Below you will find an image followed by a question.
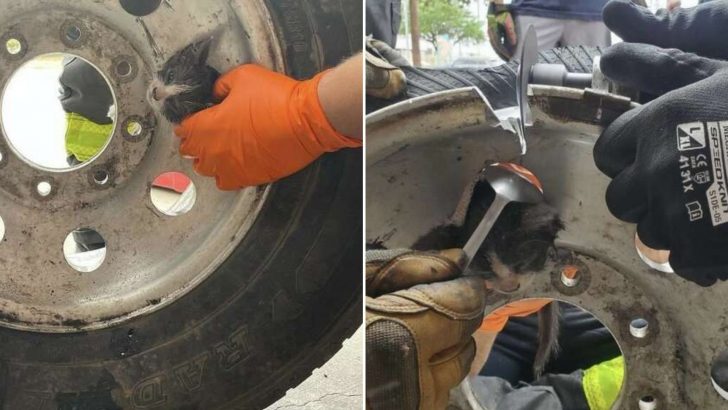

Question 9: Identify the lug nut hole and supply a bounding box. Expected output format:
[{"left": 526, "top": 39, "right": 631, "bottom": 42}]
[
  {"left": 560, "top": 265, "right": 580, "bottom": 287},
  {"left": 65, "top": 25, "right": 82, "bottom": 42},
  {"left": 638, "top": 395, "right": 656, "bottom": 410},
  {"left": 93, "top": 170, "right": 110, "bottom": 185},
  {"left": 5, "top": 38, "right": 22, "bottom": 55},
  {"left": 630, "top": 318, "right": 649, "bottom": 339},
  {"left": 37, "top": 181, "right": 53, "bottom": 197},
  {"left": 126, "top": 120, "right": 143, "bottom": 137},
  {"left": 116, "top": 60, "right": 132, "bottom": 77}
]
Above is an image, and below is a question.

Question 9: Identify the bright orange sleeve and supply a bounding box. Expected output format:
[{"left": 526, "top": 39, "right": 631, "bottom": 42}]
[{"left": 479, "top": 299, "right": 552, "bottom": 333}]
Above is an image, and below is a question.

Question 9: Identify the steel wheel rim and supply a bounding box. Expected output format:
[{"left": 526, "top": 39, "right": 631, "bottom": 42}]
[{"left": 0, "top": 0, "right": 283, "bottom": 333}]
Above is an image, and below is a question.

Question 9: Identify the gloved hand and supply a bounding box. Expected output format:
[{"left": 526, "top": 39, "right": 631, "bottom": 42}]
[
  {"left": 487, "top": 2, "right": 517, "bottom": 60},
  {"left": 174, "top": 65, "right": 361, "bottom": 190},
  {"left": 59, "top": 57, "right": 114, "bottom": 125},
  {"left": 366, "top": 38, "right": 407, "bottom": 99},
  {"left": 366, "top": 249, "right": 487, "bottom": 410},
  {"left": 595, "top": 42, "right": 728, "bottom": 286},
  {"left": 603, "top": 0, "right": 728, "bottom": 60}
]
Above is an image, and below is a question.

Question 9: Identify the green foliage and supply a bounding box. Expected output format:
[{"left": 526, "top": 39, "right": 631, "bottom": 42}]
[
  {"left": 422, "top": 0, "right": 475, "bottom": 5},
  {"left": 419, "top": 0, "right": 485, "bottom": 51}
]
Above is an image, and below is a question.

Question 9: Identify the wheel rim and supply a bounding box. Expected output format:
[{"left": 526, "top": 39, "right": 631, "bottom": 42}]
[
  {"left": 0, "top": 0, "right": 283, "bottom": 333},
  {"left": 365, "top": 87, "right": 707, "bottom": 408}
]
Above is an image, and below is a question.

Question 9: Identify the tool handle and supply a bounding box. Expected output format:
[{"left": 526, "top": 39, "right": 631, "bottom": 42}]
[
  {"left": 462, "top": 195, "right": 509, "bottom": 271},
  {"left": 530, "top": 63, "right": 593, "bottom": 89},
  {"left": 563, "top": 72, "right": 593, "bottom": 89}
]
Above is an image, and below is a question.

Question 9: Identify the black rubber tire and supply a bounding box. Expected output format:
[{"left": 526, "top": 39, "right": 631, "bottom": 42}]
[
  {"left": 537, "top": 46, "right": 603, "bottom": 74},
  {"left": 366, "top": 46, "right": 603, "bottom": 113},
  {"left": 0, "top": 2, "right": 362, "bottom": 410}
]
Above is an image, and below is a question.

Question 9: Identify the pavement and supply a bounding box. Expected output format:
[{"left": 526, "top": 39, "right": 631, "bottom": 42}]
[{"left": 265, "top": 326, "right": 363, "bottom": 409}]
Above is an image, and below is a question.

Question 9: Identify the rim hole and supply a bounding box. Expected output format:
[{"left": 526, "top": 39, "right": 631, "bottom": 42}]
[
  {"left": 151, "top": 172, "right": 196, "bottom": 216},
  {"left": 630, "top": 318, "right": 649, "bottom": 339},
  {"left": 65, "top": 25, "right": 82, "bottom": 42},
  {"left": 126, "top": 120, "right": 143, "bottom": 137},
  {"left": 711, "top": 350, "right": 728, "bottom": 400},
  {"left": 93, "top": 170, "right": 109, "bottom": 185},
  {"left": 120, "top": 0, "right": 163, "bottom": 16},
  {"left": 37, "top": 181, "right": 53, "bottom": 197},
  {"left": 115, "top": 60, "right": 132, "bottom": 77},
  {"left": 560, "top": 265, "right": 580, "bottom": 287},
  {"left": 479, "top": 299, "right": 624, "bottom": 408},
  {"left": 63, "top": 229, "right": 106, "bottom": 273},
  {"left": 638, "top": 395, "right": 656, "bottom": 410},
  {"left": 1, "top": 53, "right": 116, "bottom": 171},
  {"left": 5, "top": 38, "right": 21, "bottom": 55}
]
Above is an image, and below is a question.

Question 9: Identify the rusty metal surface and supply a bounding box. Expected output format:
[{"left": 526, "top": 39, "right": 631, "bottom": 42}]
[
  {"left": 367, "top": 86, "right": 728, "bottom": 409},
  {"left": 0, "top": 0, "right": 282, "bottom": 332}
]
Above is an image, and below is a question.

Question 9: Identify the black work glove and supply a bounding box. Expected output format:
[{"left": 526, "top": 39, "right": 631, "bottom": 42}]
[
  {"left": 59, "top": 57, "right": 114, "bottom": 125},
  {"left": 595, "top": 42, "right": 728, "bottom": 286},
  {"left": 603, "top": 0, "right": 728, "bottom": 61}
]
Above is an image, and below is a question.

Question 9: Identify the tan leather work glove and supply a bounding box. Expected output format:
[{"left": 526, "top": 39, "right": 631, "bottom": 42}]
[
  {"left": 365, "top": 37, "right": 407, "bottom": 99},
  {"left": 366, "top": 249, "right": 487, "bottom": 410}
]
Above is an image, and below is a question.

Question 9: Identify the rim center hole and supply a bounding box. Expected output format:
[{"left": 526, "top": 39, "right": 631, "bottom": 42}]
[{"left": 1, "top": 53, "right": 116, "bottom": 171}]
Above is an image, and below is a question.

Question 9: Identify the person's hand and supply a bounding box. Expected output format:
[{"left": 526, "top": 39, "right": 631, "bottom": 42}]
[
  {"left": 595, "top": 42, "right": 728, "bottom": 286},
  {"left": 366, "top": 38, "right": 407, "bottom": 99},
  {"left": 174, "top": 64, "right": 361, "bottom": 190},
  {"left": 502, "top": 12, "right": 517, "bottom": 46},
  {"left": 59, "top": 57, "right": 114, "bottom": 125},
  {"left": 603, "top": 0, "right": 728, "bottom": 60},
  {"left": 366, "top": 249, "right": 487, "bottom": 410}
]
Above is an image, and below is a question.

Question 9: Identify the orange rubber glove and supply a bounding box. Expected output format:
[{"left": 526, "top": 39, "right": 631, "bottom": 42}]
[
  {"left": 480, "top": 299, "right": 552, "bottom": 333},
  {"left": 174, "top": 64, "right": 362, "bottom": 190}
]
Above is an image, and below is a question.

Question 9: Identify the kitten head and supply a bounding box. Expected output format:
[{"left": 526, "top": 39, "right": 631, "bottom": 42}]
[
  {"left": 148, "top": 37, "right": 220, "bottom": 124},
  {"left": 413, "top": 177, "right": 563, "bottom": 284},
  {"left": 466, "top": 182, "right": 564, "bottom": 278}
]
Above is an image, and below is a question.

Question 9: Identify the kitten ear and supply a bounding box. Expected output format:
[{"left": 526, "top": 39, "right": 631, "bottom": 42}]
[{"left": 191, "top": 36, "right": 214, "bottom": 65}]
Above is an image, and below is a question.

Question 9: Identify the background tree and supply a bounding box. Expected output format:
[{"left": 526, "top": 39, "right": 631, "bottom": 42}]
[
  {"left": 410, "top": 0, "right": 422, "bottom": 65},
  {"left": 419, "top": 0, "right": 485, "bottom": 53}
]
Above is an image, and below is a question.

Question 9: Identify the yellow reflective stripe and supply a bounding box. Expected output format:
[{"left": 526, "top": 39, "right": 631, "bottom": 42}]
[
  {"left": 65, "top": 112, "right": 113, "bottom": 162},
  {"left": 583, "top": 356, "right": 625, "bottom": 410}
]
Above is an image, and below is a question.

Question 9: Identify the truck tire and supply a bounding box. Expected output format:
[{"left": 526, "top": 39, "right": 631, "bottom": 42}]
[{"left": 367, "top": 46, "right": 603, "bottom": 113}]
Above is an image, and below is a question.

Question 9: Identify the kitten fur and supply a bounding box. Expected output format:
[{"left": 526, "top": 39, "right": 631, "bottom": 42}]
[
  {"left": 411, "top": 176, "right": 564, "bottom": 379},
  {"left": 148, "top": 37, "right": 220, "bottom": 124}
]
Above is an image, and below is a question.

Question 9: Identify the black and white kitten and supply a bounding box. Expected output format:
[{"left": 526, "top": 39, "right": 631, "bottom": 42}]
[
  {"left": 411, "top": 172, "right": 564, "bottom": 378},
  {"left": 148, "top": 37, "right": 220, "bottom": 124}
]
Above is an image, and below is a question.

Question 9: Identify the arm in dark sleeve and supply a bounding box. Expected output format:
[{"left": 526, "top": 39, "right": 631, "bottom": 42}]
[{"left": 366, "top": 0, "right": 402, "bottom": 48}]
